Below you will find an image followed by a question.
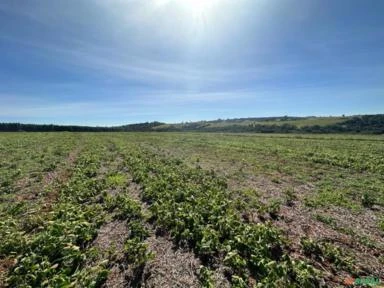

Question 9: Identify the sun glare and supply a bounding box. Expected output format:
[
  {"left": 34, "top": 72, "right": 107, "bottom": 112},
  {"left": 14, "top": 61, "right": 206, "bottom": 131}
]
[
  {"left": 182, "top": 0, "right": 212, "bottom": 15},
  {"left": 152, "top": 0, "right": 221, "bottom": 29},
  {"left": 153, "top": 0, "right": 219, "bottom": 18}
]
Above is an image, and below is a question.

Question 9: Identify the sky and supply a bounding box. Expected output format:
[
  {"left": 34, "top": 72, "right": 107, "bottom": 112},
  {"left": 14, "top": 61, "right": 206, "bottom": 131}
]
[{"left": 0, "top": 0, "right": 383, "bottom": 125}]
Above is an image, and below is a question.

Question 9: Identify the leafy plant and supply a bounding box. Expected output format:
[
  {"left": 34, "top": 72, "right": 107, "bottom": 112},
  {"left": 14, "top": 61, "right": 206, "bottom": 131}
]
[
  {"left": 198, "top": 266, "right": 215, "bottom": 288},
  {"left": 361, "top": 192, "right": 375, "bottom": 208},
  {"left": 283, "top": 187, "right": 297, "bottom": 206},
  {"left": 300, "top": 238, "right": 354, "bottom": 271}
]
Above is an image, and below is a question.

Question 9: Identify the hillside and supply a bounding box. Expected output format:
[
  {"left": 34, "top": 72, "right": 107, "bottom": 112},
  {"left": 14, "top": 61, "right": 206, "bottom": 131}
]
[
  {"left": 155, "top": 116, "right": 346, "bottom": 130},
  {"left": 153, "top": 115, "right": 384, "bottom": 134},
  {"left": 0, "top": 115, "right": 383, "bottom": 134}
]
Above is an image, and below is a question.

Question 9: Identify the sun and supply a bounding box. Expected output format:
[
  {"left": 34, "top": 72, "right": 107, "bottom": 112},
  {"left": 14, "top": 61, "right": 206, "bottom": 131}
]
[
  {"left": 182, "top": 0, "right": 212, "bottom": 15},
  {"left": 152, "top": 0, "right": 220, "bottom": 26},
  {"left": 176, "top": 0, "right": 219, "bottom": 17}
]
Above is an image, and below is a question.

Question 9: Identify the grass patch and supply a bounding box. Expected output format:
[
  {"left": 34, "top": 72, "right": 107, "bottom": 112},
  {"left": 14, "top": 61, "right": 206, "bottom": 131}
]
[
  {"left": 313, "top": 214, "right": 337, "bottom": 226},
  {"left": 304, "top": 188, "right": 360, "bottom": 211},
  {"left": 378, "top": 218, "right": 384, "bottom": 232},
  {"left": 106, "top": 173, "right": 127, "bottom": 187}
]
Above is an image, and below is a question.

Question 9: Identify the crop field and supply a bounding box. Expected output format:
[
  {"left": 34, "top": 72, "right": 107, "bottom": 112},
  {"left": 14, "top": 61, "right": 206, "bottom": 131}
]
[{"left": 0, "top": 132, "right": 383, "bottom": 287}]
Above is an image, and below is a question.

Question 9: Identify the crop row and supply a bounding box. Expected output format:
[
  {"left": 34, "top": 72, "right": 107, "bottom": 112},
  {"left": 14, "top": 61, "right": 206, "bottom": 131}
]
[
  {"left": 121, "top": 144, "right": 318, "bottom": 287},
  {"left": 0, "top": 134, "right": 77, "bottom": 195},
  {"left": 2, "top": 140, "right": 150, "bottom": 287}
]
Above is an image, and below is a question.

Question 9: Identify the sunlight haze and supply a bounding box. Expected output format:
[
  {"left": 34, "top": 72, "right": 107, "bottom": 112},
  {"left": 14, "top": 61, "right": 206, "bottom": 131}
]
[{"left": 0, "top": 0, "right": 383, "bottom": 125}]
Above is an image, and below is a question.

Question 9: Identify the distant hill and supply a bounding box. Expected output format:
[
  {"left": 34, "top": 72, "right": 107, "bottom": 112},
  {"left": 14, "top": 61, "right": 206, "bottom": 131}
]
[
  {"left": 1, "top": 115, "right": 383, "bottom": 134},
  {"left": 154, "top": 116, "right": 345, "bottom": 130},
  {"left": 153, "top": 115, "right": 384, "bottom": 134}
]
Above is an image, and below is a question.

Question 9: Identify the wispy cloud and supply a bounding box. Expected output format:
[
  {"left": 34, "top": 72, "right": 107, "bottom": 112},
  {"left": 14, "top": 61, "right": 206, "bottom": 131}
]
[
  {"left": 0, "top": 0, "right": 383, "bottom": 124},
  {"left": 1, "top": 33, "right": 302, "bottom": 91}
]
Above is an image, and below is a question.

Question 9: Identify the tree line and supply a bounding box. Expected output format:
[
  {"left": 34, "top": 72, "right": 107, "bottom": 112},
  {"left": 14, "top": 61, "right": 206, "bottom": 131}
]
[
  {"left": 0, "top": 115, "right": 383, "bottom": 134},
  {"left": 0, "top": 122, "right": 164, "bottom": 132}
]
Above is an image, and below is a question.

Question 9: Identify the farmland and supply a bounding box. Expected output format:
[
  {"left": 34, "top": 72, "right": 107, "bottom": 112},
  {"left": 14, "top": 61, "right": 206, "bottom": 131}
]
[{"left": 0, "top": 132, "right": 383, "bottom": 287}]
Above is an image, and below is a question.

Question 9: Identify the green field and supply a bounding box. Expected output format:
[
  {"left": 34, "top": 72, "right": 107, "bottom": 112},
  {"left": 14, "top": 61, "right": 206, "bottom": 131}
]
[{"left": 1, "top": 133, "right": 383, "bottom": 287}]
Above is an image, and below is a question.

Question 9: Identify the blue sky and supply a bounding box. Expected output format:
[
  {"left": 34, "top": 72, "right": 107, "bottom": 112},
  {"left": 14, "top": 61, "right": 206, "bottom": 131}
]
[{"left": 0, "top": 0, "right": 383, "bottom": 125}]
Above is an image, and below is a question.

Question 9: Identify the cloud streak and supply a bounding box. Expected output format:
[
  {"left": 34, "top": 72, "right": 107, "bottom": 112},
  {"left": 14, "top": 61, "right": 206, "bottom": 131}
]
[{"left": 0, "top": 0, "right": 383, "bottom": 124}]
